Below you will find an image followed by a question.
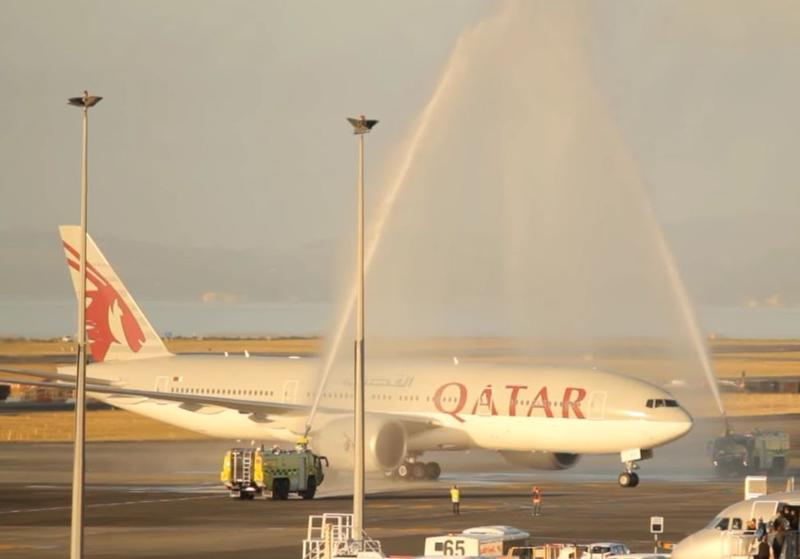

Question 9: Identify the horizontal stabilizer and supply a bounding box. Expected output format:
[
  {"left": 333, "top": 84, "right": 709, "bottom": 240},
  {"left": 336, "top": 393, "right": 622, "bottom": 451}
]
[{"left": 0, "top": 367, "right": 114, "bottom": 386}]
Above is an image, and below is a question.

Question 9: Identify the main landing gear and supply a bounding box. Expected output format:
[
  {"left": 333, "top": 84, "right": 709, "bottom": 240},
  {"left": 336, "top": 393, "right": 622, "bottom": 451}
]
[
  {"left": 387, "top": 457, "right": 441, "bottom": 481},
  {"left": 618, "top": 448, "right": 652, "bottom": 488}
]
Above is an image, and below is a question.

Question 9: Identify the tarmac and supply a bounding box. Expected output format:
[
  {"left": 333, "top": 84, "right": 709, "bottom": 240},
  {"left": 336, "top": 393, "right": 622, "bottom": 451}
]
[{"left": 0, "top": 431, "right": 787, "bottom": 559}]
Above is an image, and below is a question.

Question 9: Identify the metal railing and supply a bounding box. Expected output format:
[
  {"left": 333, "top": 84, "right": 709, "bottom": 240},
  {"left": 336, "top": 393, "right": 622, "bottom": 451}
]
[
  {"left": 301, "top": 513, "right": 382, "bottom": 559},
  {"left": 725, "top": 531, "right": 799, "bottom": 559}
]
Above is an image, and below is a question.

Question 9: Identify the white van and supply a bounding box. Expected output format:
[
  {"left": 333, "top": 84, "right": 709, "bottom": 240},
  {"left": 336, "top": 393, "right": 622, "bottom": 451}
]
[{"left": 557, "top": 542, "right": 630, "bottom": 559}]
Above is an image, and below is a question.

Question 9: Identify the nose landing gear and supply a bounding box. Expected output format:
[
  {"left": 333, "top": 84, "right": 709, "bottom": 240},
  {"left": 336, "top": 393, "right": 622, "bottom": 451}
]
[{"left": 618, "top": 448, "right": 652, "bottom": 488}]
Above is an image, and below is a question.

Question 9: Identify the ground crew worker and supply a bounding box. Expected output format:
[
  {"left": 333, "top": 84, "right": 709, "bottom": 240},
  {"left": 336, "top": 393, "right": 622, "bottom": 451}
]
[
  {"left": 450, "top": 485, "right": 460, "bottom": 515},
  {"left": 756, "top": 518, "right": 767, "bottom": 539},
  {"left": 531, "top": 486, "right": 542, "bottom": 517},
  {"left": 772, "top": 518, "right": 786, "bottom": 559}
]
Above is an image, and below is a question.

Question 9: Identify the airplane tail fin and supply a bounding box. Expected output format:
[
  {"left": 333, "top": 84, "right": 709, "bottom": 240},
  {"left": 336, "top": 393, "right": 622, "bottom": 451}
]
[{"left": 58, "top": 225, "right": 172, "bottom": 363}]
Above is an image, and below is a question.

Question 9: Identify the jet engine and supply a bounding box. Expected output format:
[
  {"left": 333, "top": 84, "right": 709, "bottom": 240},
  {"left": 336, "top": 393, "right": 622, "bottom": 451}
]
[
  {"left": 499, "top": 450, "right": 581, "bottom": 470},
  {"left": 312, "top": 416, "right": 407, "bottom": 472}
]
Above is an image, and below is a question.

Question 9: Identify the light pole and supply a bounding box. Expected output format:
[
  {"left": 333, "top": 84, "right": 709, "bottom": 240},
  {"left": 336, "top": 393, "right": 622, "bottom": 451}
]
[
  {"left": 346, "top": 115, "right": 378, "bottom": 547},
  {"left": 67, "top": 90, "right": 102, "bottom": 559}
]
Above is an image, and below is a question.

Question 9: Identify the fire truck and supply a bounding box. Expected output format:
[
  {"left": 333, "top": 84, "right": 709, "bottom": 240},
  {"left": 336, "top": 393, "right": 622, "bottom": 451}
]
[
  {"left": 709, "top": 430, "right": 790, "bottom": 477},
  {"left": 220, "top": 444, "right": 328, "bottom": 500}
]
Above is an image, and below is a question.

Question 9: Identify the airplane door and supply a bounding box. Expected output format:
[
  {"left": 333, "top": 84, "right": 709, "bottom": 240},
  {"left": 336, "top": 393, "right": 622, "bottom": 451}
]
[
  {"left": 155, "top": 376, "right": 169, "bottom": 392},
  {"left": 154, "top": 376, "right": 170, "bottom": 406},
  {"left": 475, "top": 385, "right": 494, "bottom": 416},
  {"left": 587, "top": 391, "right": 607, "bottom": 420},
  {"left": 282, "top": 380, "right": 298, "bottom": 404},
  {"left": 752, "top": 501, "right": 778, "bottom": 521}
]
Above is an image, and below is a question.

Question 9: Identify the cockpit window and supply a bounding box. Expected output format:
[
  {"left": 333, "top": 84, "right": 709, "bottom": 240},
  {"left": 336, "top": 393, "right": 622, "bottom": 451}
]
[
  {"left": 713, "top": 518, "right": 730, "bottom": 531},
  {"left": 731, "top": 518, "right": 742, "bottom": 530},
  {"left": 646, "top": 399, "right": 679, "bottom": 408}
]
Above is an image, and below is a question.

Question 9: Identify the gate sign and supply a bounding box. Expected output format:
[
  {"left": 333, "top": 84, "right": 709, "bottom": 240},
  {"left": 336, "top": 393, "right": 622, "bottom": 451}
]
[{"left": 650, "top": 516, "right": 664, "bottom": 534}]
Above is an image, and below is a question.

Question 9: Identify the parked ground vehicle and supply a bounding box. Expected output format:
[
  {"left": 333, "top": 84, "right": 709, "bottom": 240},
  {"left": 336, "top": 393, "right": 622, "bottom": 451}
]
[
  {"left": 709, "top": 430, "right": 789, "bottom": 477},
  {"left": 557, "top": 542, "right": 630, "bottom": 559},
  {"left": 425, "top": 526, "right": 530, "bottom": 557},
  {"left": 607, "top": 555, "right": 668, "bottom": 559},
  {"left": 220, "top": 444, "right": 328, "bottom": 500}
]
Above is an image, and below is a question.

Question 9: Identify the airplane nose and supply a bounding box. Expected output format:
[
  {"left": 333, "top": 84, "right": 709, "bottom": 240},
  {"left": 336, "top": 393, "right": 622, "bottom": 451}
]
[
  {"left": 671, "top": 537, "right": 694, "bottom": 559},
  {"left": 677, "top": 407, "right": 693, "bottom": 437},
  {"left": 671, "top": 530, "right": 717, "bottom": 559}
]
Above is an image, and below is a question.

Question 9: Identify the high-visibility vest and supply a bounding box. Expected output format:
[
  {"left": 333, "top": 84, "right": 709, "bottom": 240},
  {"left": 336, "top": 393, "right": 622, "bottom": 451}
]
[{"left": 450, "top": 488, "right": 460, "bottom": 502}]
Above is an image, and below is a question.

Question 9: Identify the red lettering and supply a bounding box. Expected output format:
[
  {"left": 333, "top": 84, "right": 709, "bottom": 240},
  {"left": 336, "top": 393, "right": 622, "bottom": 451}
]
[
  {"left": 470, "top": 385, "right": 498, "bottom": 416},
  {"left": 526, "top": 386, "right": 554, "bottom": 418},
  {"left": 562, "top": 387, "right": 586, "bottom": 418},
  {"left": 505, "top": 385, "right": 527, "bottom": 417},
  {"left": 433, "top": 382, "right": 468, "bottom": 423}
]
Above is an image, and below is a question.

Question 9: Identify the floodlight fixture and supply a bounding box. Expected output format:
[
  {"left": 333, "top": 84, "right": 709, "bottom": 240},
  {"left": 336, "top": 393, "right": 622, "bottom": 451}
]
[
  {"left": 68, "top": 90, "right": 103, "bottom": 109},
  {"left": 347, "top": 115, "right": 379, "bottom": 135}
]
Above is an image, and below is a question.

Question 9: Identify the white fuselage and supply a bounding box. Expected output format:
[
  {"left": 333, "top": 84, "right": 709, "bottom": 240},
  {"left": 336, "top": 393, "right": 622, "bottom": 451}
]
[
  {"left": 672, "top": 491, "right": 800, "bottom": 559},
  {"left": 62, "top": 354, "right": 692, "bottom": 457}
]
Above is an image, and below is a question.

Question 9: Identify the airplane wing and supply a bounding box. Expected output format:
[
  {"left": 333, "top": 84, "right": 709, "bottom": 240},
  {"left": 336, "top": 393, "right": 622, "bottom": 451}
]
[
  {"left": 0, "top": 376, "right": 304, "bottom": 418},
  {"left": 0, "top": 377, "right": 444, "bottom": 432}
]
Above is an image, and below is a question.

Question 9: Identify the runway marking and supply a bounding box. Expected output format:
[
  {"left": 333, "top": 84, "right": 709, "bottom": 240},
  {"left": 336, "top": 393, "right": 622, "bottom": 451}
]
[{"left": 0, "top": 495, "right": 218, "bottom": 515}]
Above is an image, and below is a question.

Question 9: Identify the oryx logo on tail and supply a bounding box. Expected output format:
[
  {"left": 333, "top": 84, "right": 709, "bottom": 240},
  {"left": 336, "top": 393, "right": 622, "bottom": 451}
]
[
  {"left": 63, "top": 242, "right": 145, "bottom": 361},
  {"left": 58, "top": 225, "right": 171, "bottom": 363}
]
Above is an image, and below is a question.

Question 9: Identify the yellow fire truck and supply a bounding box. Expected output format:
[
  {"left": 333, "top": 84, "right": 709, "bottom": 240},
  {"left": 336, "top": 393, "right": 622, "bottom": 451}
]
[{"left": 220, "top": 445, "right": 328, "bottom": 500}]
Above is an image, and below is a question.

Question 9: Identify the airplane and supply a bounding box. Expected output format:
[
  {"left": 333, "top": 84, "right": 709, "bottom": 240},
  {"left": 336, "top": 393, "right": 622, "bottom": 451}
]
[
  {"left": 671, "top": 489, "right": 800, "bottom": 558},
  {"left": 0, "top": 226, "right": 693, "bottom": 488}
]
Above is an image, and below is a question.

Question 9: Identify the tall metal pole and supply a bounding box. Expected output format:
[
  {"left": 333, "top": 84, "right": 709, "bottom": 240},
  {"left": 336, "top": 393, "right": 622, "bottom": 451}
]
[
  {"left": 67, "top": 91, "right": 102, "bottom": 559},
  {"left": 346, "top": 115, "right": 378, "bottom": 547},
  {"left": 354, "top": 129, "right": 365, "bottom": 544}
]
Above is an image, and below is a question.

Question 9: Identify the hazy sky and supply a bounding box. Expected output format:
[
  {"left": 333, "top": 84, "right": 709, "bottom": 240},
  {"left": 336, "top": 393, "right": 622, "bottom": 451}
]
[
  {"left": 0, "top": 0, "right": 489, "bottom": 249},
  {"left": 2, "top": 1, "right": 800, "bottom": 337}
]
